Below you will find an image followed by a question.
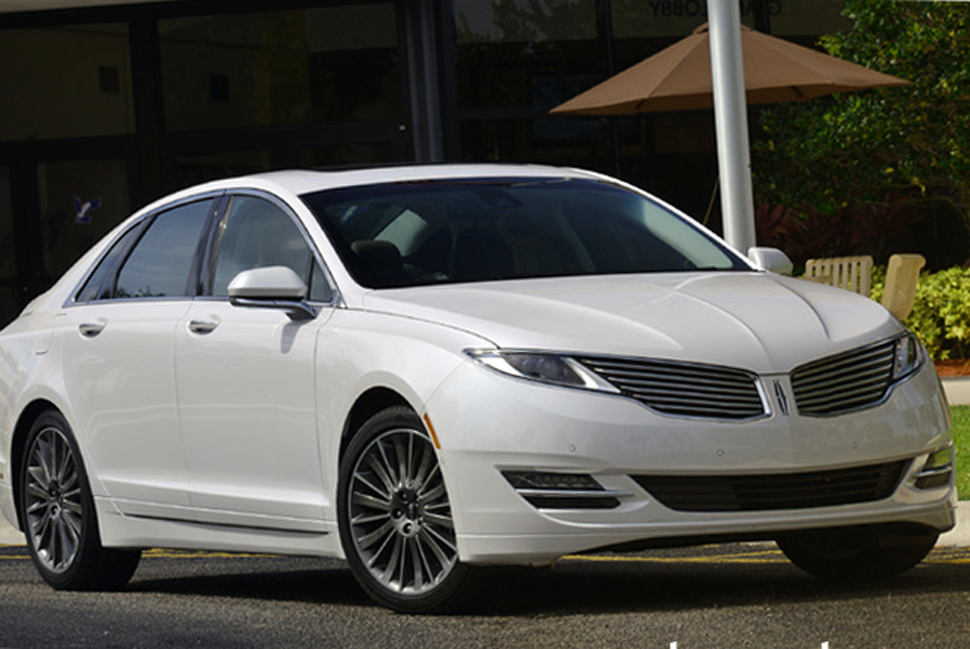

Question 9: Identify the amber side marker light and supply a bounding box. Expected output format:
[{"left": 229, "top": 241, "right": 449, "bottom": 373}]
[{"left": 423, "top": 413, "right": 442, "bottom": 450}]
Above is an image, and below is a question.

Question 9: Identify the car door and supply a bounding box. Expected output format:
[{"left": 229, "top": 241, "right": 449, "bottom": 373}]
[
  {"left": 175, "top": 193, "right": 334, "bottom": 533},
  {"left": 60, "top": 197, "right": 216, "bottom": 520}
]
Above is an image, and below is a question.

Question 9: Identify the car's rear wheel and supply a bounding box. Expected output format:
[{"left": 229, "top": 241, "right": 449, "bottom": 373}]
[
  {"left": 777, "top": 525, "right": 938, "bottom": 580},
  {"left": 19, "top": 410, "right": 141, "bottom": 590},
  {"left": 338, "top": 406, "right": 470, "bottom": 613}
]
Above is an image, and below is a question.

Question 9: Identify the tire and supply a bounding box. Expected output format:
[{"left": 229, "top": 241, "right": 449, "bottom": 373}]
[
  {"left": 337, "top": 406, "right": 470, "bottom": 613},
  {"left": 777, "top": 525, "right": 938, "bottom": 580},
  {"left": 19, "top": 409, "right": 141, "bottom": 591}
]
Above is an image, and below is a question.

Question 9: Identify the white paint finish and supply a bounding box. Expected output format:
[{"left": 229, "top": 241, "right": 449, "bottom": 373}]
[
  {"left": 57, "top": 299, "right": 192, "bottom": 511},
  {"left": 176, "top": 300, "right": 331, "bottom": 525},
  {"left": 363, "top": 273, "right": 898, "bottom": 373}
]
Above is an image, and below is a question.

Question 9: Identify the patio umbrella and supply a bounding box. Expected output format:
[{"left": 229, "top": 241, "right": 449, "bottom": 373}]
[{"left": 550, "top": 23, "right": 910, "bottom": 116}]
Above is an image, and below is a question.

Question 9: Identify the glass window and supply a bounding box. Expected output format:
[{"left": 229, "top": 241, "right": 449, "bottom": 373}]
[
  {"left": 211, "top": 195, "right": 332, "bottom": 302},
  {"left": 159, "top": 4, "right": 401, "bottom": 132},
  {"left": 455, "top": 0, "right": 599, "bottom": 110},
  {"left": 0, "top": 166, "right": 16, "bottom": 325},
  {"left": 299, "top": 142, "right": 395, "bottom": 168},
  {"left": 38, "top": 159, "right": 131, "bottom": 284},
  {"left": 174, "top": 150, "right": 273, "bottom": 190},
  {"left": 0, "top": 24, "right": 133, "bottom": 141},
  {"left": 75, "top": 221, "right": 147, "bottom": 303},
  {"left": 112, "top": 200, "right": 214, "bottom": 299}
]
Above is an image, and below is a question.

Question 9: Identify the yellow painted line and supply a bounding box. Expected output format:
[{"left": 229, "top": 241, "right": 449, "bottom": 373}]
[
  {"left": 142, "top": 549, "right": 276, "bottom": 559},
  {"left": 562, "top": 550, "right": 789, "bottom": 565},
  {"left": 563, "top": 546, "right": 970, "bottom": 566}
]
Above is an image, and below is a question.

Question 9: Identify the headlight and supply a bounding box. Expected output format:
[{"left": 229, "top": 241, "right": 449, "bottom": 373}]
[
  {"left": 892, "top": 333, "right": 924, "bottom": 381},
  {"left": 466, "top": 350, "right": 618, "bottom": 393}
]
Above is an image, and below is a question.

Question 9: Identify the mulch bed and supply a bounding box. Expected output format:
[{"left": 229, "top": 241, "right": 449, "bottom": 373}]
[{"left": 935, "top": 360, "right": 970, "bottom": 378}]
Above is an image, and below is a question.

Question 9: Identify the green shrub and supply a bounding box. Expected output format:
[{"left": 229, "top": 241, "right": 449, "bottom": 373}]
[{"left": 873, "top": 266, "right": 970, "bottom": 360}]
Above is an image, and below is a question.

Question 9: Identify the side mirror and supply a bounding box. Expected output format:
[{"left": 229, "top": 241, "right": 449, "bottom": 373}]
[
  {"left": 747, "top": 247, "right": 794, "bottom": 276},
  {"left": 228, "top": 266, "right": 316, "bottom": 320}
]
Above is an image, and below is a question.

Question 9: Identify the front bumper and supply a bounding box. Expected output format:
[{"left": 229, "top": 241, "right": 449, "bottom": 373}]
[{"left": 425, "top": 361, "right": 956, "bottom": 565}]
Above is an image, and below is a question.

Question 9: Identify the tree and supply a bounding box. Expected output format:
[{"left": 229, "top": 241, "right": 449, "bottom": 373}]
[{"left": 754, "top": 0, "right": 970, "bottom": 234}]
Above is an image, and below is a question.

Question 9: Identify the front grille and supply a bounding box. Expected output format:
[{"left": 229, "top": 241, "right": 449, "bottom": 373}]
[
  {"left": 632, "top": 460, "right": 909, "bottom": 512},
  {"left": 576, "top": 356, "right": 765, "bottom": 420},
  {"left": 791, "top": 340, "right": 896, "bottom": 416}
]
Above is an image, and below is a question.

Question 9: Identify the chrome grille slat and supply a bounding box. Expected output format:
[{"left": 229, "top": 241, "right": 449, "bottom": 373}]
[
  {"left": 794, "top": 358, "right": 893, "bottom": 385},
  {"left": 792, "top": 350, "right": 890, "bottom": 381},
  {"left": 619, "top": 380, "right": 758, "bottom": 397},
  {"left": 577, "top": 357, "right": 765, "bottom": 420},
  {"left": 796, "top": 382, "right": 891, "bottom": 409},
  {"left": 791, "top": 341, "right": 897, "bottom": 416}
]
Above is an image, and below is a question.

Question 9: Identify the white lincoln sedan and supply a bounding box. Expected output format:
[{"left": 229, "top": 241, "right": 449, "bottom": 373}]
[{"left": 0, "top": 164, "right": 956, "bottom": 612}]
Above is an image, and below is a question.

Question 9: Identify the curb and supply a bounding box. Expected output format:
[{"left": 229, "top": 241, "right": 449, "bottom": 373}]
[{"left": 942, "top": 377, "right": 970, "bottom": 407}]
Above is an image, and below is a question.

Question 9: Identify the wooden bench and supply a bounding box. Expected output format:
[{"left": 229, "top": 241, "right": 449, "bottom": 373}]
[
  {"left": 804, "top": 256, "right": 874, "bottom": 296},
  {"left": 803, "top": 254, "right": 925, "bottom": 321}
]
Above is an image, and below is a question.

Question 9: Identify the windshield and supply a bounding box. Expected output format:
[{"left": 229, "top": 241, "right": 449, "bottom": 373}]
[{"left": 301, "top": 177, "right": 748, "bottom": 288}]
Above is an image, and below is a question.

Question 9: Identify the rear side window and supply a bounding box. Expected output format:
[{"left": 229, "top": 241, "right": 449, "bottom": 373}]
[{"left": 83, "top": 199, "right": 214, "bottom": 301}]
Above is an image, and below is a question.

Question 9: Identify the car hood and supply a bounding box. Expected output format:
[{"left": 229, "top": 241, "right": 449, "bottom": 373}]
[{"left": 358, "top": 272, "right": 901, "bottom": 373}]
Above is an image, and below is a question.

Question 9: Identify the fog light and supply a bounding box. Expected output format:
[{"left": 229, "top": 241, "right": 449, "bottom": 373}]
[
  {"left": 914, "top": 444, "right": 954, "bottom": 490},
  {"left": 503, "top": 471, "right": 603, "bottom": 491},
  {"left": 502, "top": 471, "right": 631, "bottom": 510}
]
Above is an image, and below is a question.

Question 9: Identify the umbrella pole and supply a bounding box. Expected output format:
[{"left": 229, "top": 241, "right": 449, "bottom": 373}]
[{"left": 708, "top": 1, "right": 757, "bottom": 254}]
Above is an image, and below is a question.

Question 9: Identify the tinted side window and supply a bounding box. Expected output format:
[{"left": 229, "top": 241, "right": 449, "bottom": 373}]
[
  {"left": 212, "top": 195, "right": 332, "bottom": 302},
  {"left": 76, "top": 221, "right": 147, "bottom": 302},
  {"left": 112, "top": 199, "right": 213, "bottom": 299}
]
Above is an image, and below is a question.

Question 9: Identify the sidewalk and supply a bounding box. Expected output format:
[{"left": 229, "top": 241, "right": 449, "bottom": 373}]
[{"left": 942, "top": 376, "right": 970, "bottom": 407}]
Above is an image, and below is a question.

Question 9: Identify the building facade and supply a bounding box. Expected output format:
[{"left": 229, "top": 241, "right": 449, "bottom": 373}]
[{"left": 0, "top": 0, "right": 849, "bottom": 325}]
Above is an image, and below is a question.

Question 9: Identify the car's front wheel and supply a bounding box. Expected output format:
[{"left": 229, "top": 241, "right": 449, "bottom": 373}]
[
  {"left": 777, "top": 525, "right": 938, "bottom": 580},
  {"left": 19, "top": 409, "right": 141, "bottom": 590},
  {"left": 337, "top": 406, "right": 470, "bottom": 613}
]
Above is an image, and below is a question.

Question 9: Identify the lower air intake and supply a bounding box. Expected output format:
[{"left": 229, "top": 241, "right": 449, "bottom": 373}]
[{"left": 631, "top": 460, "right": 910, "bottom": 512}]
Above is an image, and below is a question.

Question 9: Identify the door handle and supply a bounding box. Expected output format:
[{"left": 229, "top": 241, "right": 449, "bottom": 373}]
[
  {"left": 188, "top": 319, "right": 219, "bottom": 334},
  {"left": 78, "top": 322, "right": 106, "bottom": 337}
]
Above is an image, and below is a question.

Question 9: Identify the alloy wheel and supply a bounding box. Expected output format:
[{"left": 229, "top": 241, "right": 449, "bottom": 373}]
[
  {"left": 346, "top": 427, "right": 458, "bottom": 596},
  {"left": 24, "top": 425, "right": 84, "bottom": 574}
]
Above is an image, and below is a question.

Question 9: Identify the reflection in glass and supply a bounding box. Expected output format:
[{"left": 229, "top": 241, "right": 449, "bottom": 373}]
[
  {"left": 114, "top": 200, "right": 213, "bottom": 298},
  {"left": 174, "top": 150, "right": 273, "bottom": 189},
  {"left": 0, "top": 167, "right": 17, "bottom": 325},
  {"left": 0, "top": 24, "right": 134, "bottom": 141},
  {"left": 38, "top": 160, "right": 131, "bottom": 285},
  {"left": 299, "top": 143, "right": 395, "bottom": 168},
  {"left": 454, "top": 0, "right": 599, "bottom": 110},
  {"left": 159, "top": 5, "right": 401, "bottom": 132}
]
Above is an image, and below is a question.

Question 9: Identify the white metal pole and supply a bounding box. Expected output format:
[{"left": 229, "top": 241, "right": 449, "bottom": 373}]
[{"left": 707, "top": 0, "right": 757, "bottom": 254}]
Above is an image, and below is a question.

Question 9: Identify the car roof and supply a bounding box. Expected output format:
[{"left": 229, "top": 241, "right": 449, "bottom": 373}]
[{"left": 184, "top": 163, "right": 612, "bottom": 198}]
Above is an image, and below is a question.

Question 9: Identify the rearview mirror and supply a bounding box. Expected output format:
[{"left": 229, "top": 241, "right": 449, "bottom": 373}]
[
  {"left": 747, "top": 247, "right": 794, "bottom": 276},
  {"left": 228, "top": 266, "right": 316, "bottom": 320}
]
